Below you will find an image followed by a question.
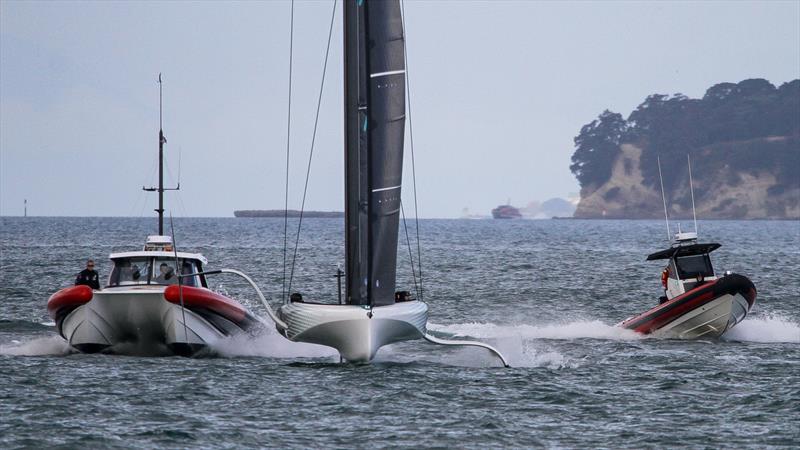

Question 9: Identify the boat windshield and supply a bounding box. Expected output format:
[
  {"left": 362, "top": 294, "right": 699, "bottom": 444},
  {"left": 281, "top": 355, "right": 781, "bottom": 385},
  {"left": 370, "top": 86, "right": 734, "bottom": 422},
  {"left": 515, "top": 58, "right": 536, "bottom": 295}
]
[
  {"left": 674, "top": 254, "right": 714, "bottom": 279},
  {"left": 108, "top": 257, "right": 202, "bottom": 287},
  {"left": 108, "top": 257, "right": 151, "bottom": 286}
]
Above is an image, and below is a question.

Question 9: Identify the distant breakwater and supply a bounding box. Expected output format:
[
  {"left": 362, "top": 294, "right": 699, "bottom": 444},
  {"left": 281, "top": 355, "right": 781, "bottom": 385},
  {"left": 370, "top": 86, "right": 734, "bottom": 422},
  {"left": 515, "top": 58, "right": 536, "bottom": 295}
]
[{"left": 233, "top": 210, "right": 343, "bottom": 218}]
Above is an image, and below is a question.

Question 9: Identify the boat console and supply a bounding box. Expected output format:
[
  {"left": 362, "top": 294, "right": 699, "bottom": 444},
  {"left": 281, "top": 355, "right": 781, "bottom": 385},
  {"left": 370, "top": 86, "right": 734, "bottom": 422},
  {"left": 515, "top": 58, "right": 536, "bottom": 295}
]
[{"left": 646, "top": 233, "right": 721, "bottom": 301}]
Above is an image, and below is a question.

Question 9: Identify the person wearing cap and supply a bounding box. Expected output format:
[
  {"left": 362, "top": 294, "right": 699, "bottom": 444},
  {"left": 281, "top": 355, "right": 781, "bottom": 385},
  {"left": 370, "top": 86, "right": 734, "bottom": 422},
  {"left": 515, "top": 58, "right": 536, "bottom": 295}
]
[{"left": 75, "top": 259, "right": 101, "bottom": 290}]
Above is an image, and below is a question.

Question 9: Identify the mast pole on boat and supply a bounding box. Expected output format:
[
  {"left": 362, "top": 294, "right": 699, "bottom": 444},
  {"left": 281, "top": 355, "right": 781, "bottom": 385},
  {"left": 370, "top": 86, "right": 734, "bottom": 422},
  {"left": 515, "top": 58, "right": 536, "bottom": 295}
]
[
  {"left": 344, "top": 0, "right": 368, "bottom": 305},
  {"left": 687, "top": 154, "right": 698, "bottom": 236},
  {"left": 157, "top": 73, "right": 165, "bottom": 235},
  {"left": 144, "top": 73, "right": 179, "bottom": 235},
  {"left": 657, "top": 156, "right": 671, "bottom": 242}
]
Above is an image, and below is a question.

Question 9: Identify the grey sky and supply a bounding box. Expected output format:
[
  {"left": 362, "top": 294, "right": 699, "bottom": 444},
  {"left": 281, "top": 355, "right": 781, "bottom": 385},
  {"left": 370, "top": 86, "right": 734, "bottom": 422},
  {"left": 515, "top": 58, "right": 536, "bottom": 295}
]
[{"left": 2, "top": 0, "right": 798, "bottom": 218}]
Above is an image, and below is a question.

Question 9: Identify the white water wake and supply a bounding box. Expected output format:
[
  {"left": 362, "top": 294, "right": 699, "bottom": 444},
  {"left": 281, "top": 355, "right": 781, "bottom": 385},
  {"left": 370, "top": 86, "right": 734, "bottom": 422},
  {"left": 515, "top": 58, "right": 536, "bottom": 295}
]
[
  {"left": 211, "top": 327, "right": 338, "bottom": 359},
  {"left": 5, "top": 316, "right": 793, "bottom": 362},
  {"left": 422, "top": 320, "right": 642, "bottom": 368},
  {"left": 0, "top": 336, "right": 73, "bottom": 356},
  {"left": 429, "top": 320, "right": 643, "bottom": 341},
  {"left": 723, "top": 315, "right": 800, "bottom": 343}
]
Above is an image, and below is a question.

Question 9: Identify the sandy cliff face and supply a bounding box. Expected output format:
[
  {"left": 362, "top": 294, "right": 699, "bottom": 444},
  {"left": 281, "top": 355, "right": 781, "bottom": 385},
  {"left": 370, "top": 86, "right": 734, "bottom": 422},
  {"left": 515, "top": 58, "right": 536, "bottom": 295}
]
[
  {"left": 574, "top": 143, "right": 800, "bottom": 219},
  {"left": 574, "top": 144, "right": 661, "bottom": 219}
]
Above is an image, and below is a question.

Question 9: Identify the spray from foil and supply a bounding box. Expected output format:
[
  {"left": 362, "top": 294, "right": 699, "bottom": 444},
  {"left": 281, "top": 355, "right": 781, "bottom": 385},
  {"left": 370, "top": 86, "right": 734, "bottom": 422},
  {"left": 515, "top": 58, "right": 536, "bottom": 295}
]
[
  {"left": 407, "top": 320, "right": 642, "bottom": 368},
  {"left": 429, "top": 320, "right": 644, "bottom": 341}
]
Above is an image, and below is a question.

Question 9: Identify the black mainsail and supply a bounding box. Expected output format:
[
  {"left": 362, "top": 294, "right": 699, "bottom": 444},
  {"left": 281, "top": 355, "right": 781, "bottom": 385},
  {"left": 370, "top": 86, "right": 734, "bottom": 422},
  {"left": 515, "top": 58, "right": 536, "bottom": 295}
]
[{"left": 344, "top": 0, "right": 406, "bottom": 306}]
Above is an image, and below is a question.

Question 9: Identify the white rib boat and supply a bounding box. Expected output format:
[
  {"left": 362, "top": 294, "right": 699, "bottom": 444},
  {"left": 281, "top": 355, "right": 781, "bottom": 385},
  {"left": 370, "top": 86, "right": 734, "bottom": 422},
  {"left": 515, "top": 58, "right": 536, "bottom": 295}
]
[
  {"left": 47, "top": 76, "right": 261, "bottom": 356},
  {"left": 48, "top": 236, "right": 261, "bottom": 355}
]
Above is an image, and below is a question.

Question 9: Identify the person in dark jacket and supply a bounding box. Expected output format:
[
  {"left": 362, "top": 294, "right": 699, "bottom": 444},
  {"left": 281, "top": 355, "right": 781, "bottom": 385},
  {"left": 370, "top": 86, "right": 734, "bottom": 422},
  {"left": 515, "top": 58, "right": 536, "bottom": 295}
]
[{"left": 75, "top": 259, "right": 101, "bottom": 290}]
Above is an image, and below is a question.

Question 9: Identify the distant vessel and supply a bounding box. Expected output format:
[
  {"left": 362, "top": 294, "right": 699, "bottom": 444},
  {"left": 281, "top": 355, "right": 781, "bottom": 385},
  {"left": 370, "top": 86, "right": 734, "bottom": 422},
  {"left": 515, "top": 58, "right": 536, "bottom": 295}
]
[
  {"left": 234, "top": 209, "right": 343, "bottom": 218},
  {"left": 491, "top": 204, "right": 522, "bottom": 219},
  {"left": 47, "top": 75, "right": 261, "bottom": 356}
]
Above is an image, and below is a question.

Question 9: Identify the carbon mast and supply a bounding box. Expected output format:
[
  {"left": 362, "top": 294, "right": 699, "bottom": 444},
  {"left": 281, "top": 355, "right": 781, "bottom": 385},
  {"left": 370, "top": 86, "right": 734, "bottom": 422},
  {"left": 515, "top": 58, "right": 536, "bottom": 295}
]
[{"left": 344, "top": 0, "right": 407, "bottom": 306}]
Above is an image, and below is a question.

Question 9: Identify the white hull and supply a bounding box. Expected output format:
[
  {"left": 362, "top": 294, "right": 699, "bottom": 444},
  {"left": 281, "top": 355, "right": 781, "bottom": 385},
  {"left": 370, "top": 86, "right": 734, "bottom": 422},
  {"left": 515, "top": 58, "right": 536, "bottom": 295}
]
[
  {"left": 278, "top": 300, "right": 428, "bottom": 362},
  {"left": 655, "top": 292, "right": 750, "bottom": 339},
  {"left": 60, "top": 288, "right": 233, "bottom": 355}
]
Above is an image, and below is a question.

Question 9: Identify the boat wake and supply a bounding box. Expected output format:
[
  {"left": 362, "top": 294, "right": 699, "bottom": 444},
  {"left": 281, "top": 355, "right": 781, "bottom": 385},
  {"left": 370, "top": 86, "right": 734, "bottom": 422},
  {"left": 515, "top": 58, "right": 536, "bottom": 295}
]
[
  {"left": 211, "top": 327, "right": 339, "bottom": 359},
  {"left": 429, "top": 320, "right": 643, "bottom": 341},
  {"left": 0, "top": 335, "right": 74, "bottom": 356},
  {"left": 417, "top": 320, "right": 641, "bottom": 368},
  {"left": 380, "top": 342, "right": 576, "bottom": 369},
  {"left": 722, "top": 315, "right": 800, "bottom": 343},
  {"left": 5, "top": 316, "right": 793, "bottom": 362}
]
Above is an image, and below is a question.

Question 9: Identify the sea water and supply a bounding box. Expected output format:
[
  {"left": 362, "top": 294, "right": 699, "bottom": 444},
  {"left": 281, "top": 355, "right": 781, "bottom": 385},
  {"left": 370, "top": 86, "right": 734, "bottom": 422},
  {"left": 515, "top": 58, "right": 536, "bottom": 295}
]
[{"left": 1, "top": 217, "right": 798, "bottom": 448}]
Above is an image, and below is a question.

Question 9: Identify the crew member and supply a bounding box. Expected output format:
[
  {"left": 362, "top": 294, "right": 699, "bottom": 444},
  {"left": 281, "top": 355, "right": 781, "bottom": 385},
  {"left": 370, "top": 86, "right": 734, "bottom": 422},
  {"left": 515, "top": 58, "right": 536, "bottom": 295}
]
[
  {"left": 75, "top": 259, "right": 101, "bottom": 290},
  {"left": 155, "top": 263, "right": 175, "bottom": 284}
]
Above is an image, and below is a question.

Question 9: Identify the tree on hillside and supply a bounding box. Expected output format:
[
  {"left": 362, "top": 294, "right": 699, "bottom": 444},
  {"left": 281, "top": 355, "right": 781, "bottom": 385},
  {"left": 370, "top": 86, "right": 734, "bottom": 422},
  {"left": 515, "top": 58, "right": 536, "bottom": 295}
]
[
  {"left": 571, "top": 78, "right": 800, "bottom": 196},
  {"left": 569, "top": 110, "right": 627, "bottom": 190}
]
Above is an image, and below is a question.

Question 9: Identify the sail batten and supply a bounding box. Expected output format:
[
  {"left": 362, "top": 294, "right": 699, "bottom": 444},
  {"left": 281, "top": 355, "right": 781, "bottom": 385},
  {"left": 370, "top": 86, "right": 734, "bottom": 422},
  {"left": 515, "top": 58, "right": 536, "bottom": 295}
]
[{"left": 345, "top": 0, "right": 406, "bottom": 306}]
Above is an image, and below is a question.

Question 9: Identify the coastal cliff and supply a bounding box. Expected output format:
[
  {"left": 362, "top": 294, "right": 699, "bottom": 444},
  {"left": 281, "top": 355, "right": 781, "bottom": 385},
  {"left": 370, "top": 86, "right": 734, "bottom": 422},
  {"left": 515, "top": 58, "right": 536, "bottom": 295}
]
[{"left": 570, "top": 79, "right": 799, "bottom": 219}]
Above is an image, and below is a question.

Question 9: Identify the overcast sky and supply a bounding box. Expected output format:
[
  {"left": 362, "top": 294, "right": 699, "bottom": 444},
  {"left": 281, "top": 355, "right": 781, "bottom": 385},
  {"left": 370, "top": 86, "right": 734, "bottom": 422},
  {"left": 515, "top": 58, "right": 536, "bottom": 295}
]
[{"left": 2, "top": 0, "right": 798, "bottom": 218}]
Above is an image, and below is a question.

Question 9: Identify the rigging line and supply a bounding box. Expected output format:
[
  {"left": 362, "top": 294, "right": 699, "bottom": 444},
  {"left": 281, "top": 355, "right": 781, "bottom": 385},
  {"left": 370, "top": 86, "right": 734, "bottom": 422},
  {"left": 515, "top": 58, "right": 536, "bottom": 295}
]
[
  {"left": 400, "top": 0, "right": 423, "bottom": 301},
  {"left": 137, "top": 160, "right": 157, "bottom": 217},
  {"left": 282, "top": 0, "right": 295, "bottom": 303},
  {"left": 129, "top": 183, "right": 146, "bottom": 218},
  {"left": 129, "top": 158, "right": 154, "bottom": 217},
  {"left": 169, "top": 213, "right": 190, "bottom": 344},
  {"left": 287, "top": 0, "right": 337, "bottom": 296},
  {"left": 137, "top": 155, "right": 159, "bottom": 217},
  {"left": 400, "top": 201, "right": 420, "bottom": 300},
  {"left": 177, "top": 146, "right": 182, "bottom": 186},
  {"left": 163, "top": 159, "right": 188, "bottom": 218}
]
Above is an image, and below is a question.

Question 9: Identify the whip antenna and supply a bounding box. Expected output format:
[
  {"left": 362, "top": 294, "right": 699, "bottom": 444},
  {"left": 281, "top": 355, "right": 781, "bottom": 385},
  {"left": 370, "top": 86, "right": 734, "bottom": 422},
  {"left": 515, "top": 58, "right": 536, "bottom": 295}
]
[
  {"left": 657, "top": 156, "right": 671, "bottom": 241},
  {"left": 687, "top": 154, "right": 698, "bottom": 236}
]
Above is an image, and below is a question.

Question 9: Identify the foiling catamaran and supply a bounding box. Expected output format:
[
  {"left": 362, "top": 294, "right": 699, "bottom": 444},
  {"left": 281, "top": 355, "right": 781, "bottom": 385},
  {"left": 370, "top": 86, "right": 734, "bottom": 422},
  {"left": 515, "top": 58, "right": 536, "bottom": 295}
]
[
  {"left": 47, "top": 76, "right": 265, "bottom": 356},
  {"left": 271, "top": 0, "right": 508, "bottom": 365},
  {"left": 618, "top": 156, "right": 756, "bottom": 338}
]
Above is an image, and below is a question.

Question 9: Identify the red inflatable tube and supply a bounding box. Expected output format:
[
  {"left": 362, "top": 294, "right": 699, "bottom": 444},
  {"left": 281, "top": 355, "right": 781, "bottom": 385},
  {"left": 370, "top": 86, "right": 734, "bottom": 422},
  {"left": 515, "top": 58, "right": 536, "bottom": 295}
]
[
  {"left": 163, "top": 285, "right": 248, "bottom": 324},
  {"left": 47, "top": 285, "right": 93, "bottom": 319}
]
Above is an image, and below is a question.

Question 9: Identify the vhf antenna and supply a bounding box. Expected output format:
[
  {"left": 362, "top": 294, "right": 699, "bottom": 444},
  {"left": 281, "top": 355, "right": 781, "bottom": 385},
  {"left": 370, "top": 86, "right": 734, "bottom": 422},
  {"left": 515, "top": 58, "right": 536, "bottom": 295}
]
[
  {"left": 143, "top": 73, "right": 180, "bottom": 235},
  {"left": 657, "top": 156, "right": 671, "bottom": 242},
  {"left": 687, "top": 154, "right": 698, "bottom": 236}
]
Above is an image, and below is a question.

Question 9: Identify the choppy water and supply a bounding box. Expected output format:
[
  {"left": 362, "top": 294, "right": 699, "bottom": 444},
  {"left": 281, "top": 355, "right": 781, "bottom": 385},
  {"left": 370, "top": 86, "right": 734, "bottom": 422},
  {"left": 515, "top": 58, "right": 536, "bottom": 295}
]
[{"left": 1, "top": 217, "right": 798, "bottom": 448}]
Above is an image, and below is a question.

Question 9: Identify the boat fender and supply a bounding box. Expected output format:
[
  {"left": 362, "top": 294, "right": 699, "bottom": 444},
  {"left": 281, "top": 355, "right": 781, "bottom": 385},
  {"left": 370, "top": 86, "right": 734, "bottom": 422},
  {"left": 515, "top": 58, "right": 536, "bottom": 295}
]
[{"left": 290, "top": 292, "right": 303, "bottom": 303}]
